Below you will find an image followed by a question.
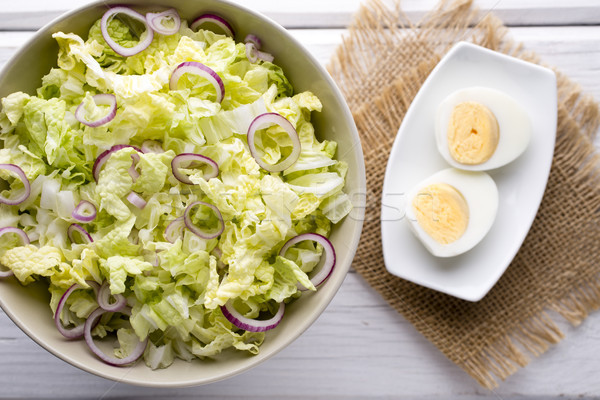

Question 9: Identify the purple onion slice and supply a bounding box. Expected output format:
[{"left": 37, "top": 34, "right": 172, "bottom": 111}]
[
  {"left": 0, "top": 164, "right": 30, "bottom": 205},
  {"left": 146, "top": 8, "right": 180, "bottom": 36},
  {"left": 183, "top": 201, "right": 224, "bottom": 240},
  {"left": 279, "top": 233, "right": 336, "bottom": 290},
  {"left": 101, "top": 7, "right": 154, "bottom": 57},
  {"left": 97, "top": 281, "right": 127, "bottom": 312},
  {"left": 245, "top": 42, "right": 258, "bottom": 63},
  {"left": 164, "top": 216, "right": 185, "bottom": 243},
  {"left": 244, "top": 34, "right": 261, "bottom": 48},
  {"left": 75, "top": 94, "right": 117, "bottom": 128},
  {"left": 221, "top": 300, "right": 284, "bottom": 332},
  {"left": 190, "top": 13, "right": 235, "bottom": 37},
  {"left": 93, "top": 145, "right": 141, "bottom": 182},
  {"left": 171, "top": 153, "right": 219, "bottom": 184},
  {"left": 258, "top": 51, "right": 275, "bottom": 63},
  {"left": 169, "top": 62, "right": 225, "bottom": 103},
  {"left": 68, "top": 223, "right": 93, "bottom": 245},
  {"left": 128, "top": 153, "right": 141, "bottom": 181},
  {"left": 0, "top": 227, "right": 30, "bottom": 278},
  {"left": 72, "top": 200, "right": 97, "bottom": 223},
  {"left": 54, "top": 282, "right": 98, "bottom": 339},
  {"left": 126, "top": 192, "right": 146, "bottom": 209},
  {"left": 84, "top": 307, "right": 148, "bottom": 366},
  {"left": 247, "top": 113, "right": 301, "bottom": 172}
]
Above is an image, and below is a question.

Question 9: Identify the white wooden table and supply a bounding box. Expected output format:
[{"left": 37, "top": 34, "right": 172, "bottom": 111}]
[{"left": 1, "top": 1, "right": 599, "bottom": 398}]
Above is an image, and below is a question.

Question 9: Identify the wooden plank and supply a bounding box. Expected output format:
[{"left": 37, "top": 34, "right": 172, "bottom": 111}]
[{"left": 0, "top": 0, "right": 599, "bottom": 30}]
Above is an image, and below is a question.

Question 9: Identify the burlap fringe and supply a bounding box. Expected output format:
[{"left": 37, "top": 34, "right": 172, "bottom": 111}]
[{"left": 328, "top": 0, "right": 600, "bottom": 389}]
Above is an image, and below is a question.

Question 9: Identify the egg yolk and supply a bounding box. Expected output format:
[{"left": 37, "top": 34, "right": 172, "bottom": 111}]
[
  {"left": 447, "top": 101, "right": 499, "bottom": 164},
  {"left": 412, "top": 183, "right": 469, "bottom": 244}
]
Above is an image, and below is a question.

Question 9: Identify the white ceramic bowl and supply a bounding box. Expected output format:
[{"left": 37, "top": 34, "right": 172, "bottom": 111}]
[{"left": 0, "top": 0, "right": 365, "bottom": 386}]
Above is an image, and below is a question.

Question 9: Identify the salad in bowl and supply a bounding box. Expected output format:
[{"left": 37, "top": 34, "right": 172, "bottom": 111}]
[{"left": 0, "top": 4, "right": 353, "bottom": 372}]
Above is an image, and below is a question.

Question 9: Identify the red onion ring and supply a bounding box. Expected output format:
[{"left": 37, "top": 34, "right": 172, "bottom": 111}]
[
  {"left": 169, "top": 62, "right": 225, "bottom": 103},
  {"left": 190, "top": 13, "right": 235, "bottom": 37},
  {"left": 72, "top": 200, "right": 97, "bottom": 223},
  {"left": 221, "top": 301, "right": 284, "bottom": 332},
  {"left": 164, "top": 216, "right": 185, "bottom": 243},
  {"left": 211, "top": 246, "right": 226, "bottom": 269},
  {"left": 128, "top": 153, "right": 140, "bottom": 181},
  {"left": 183, "top": 201, "right": 224, "bottom": 240},
  {"left": 0, "top": 164, "right": 30, "bottom": 205},
  {"left": 171, "top": 153, "right": 219, "bottom": 184},
  {"left": 126, "top": 192, "right": 146, "bottom": 209},
  {"left": 101, "top": 7, "right": 154, "bottom": 57},
  {"left": 244, "top": 34, "right": 261, "bottom": 48},
  {"left": 279, "top": 233, "right": 336, "bottom": 290},
  {"left": 144, "top": 251, "right": 160, "bottom": 267},
  {"left": 247, "top": 113, "right": 301, "bottom": 172},
  {"left": 97, "top": 281, "right": 127, "bottom": 312},
  {"left": 75, "top": 94, "right": 117, "bottom": 128},
  {"left": 54, "top": 282, "right": 98, "bottom": 339},
  {"left": 141, "top": 140, "right": 164, "bottom": 154},
  {"left": 257, "top": 51, "right": 274, "bottom": 63},
  {"left": 146, "top": 8, "right": 180, "bottom": 36},
  {"left": 84, "top": 307, "right": 148, "bottom": 366},
  {"left": 0, "top": 227, "right": 30, "bottom": 278},
  {"left": 67, "top": 223, "right": 93, "bottom": 244},
  {"left": 245, "top": 42, "right": 258, "bottom": 63},
  {"left": 93, "top": 145, "right": 141, "bottom": 182}
]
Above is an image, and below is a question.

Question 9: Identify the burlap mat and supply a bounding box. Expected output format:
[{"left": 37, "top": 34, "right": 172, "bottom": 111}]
[{"left": 327, "top": 0, "right": 600, "bottom": 389}]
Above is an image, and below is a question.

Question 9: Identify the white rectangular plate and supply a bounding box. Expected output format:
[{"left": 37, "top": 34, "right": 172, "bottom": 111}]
[{"left": 380, "top": 41, "right": 557, "bottom": 301}]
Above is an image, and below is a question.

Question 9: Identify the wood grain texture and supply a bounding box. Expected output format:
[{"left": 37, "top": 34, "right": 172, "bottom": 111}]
[
  {"left": 1, "top": 2, "right": 600, "bottom": 398},
  {"left": 1, "top": 0, "right": 600, "bottom": 29}
]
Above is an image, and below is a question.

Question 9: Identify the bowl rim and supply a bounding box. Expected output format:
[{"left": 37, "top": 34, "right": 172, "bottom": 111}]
[{"left": 0, "top": 0, "right": 366, "bottom": 387}]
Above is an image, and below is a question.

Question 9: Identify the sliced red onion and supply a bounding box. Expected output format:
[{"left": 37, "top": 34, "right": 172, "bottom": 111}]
[
  {"left": 55, "top": 283, "right": 97, "bottom": 339},
  {"left": 190, "top": 14, "right": 235, "bottom": 37},
  {"left": 84, "top": 307, "right": 148, "bottom": 366},
  {"left": 75, "top": 94, "right": 117, "bottom": 128},
  {"left": 171, "top": 153, "right": 219, "bottom": 184},
  {"left": 126, "top": 192, "right": 146, "bottom": 209},
  {"left": 0, "top": 227, "right": 30, "bottom": 278},
  {"left": 258, "top": 50, "right": 274, "bottom": 63},
  {"left": 141, "top": 140, "right": 164, "bottom": 154},
  {"left": 211, "top": 246, "right": 226, "bottom": 269},
  {"left": 144, "top": 251, "right": 160, "bottom": 267},
  {"left": 279, "top": 233, "right": 336, "bottom": 290},
  {"left": 72, "top": 200, "right": 97, "bottom": 223},
  {"left": 164, "top": 216, "right": 185, "bottom": 243},
  {"left": 0, "top": 164, "right": 30, "bottom": 205},
  {"left": 247, "top": 113, "right": 301, "bottom": 172},
  {"left": 221, "top": 301, "right": 284, "bottom": 332},
  {"left": 146, "top": 8, "right": 180, "bottom": 36},
  {"left": 68, "top": 223, "right": 93, "bottom": 245},
  {"left": 169, "top": 62, "right": 224, "bottom": 103},
  {"left": 244, "top": 34, "right": 261, "bottom": 48},
  {"left": 128, "top": 153, "right": 140, "bottom": 181},
  {"left": 97, "top": 281, "right": 127, "bottom": 312},
  {"left": 101, "top": 7, "right": 154, "bottom": 57},
  {"left": 184, "top": 201, "right": 224, "bottom": 240},
  {"left": 93, "top": 145, "right": 141, "bottom": 182},
  {"left": 245, "top": 42, "right": 258, "bottom": 63},
  {"left": 87, "top": 280, "right": 101, "bottom": 295}
]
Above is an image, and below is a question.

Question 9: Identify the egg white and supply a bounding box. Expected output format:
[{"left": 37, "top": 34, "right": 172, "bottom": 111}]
[
  {"left": 435, "top": 87, "right": 532, "bottom": 171},
  {"left": 405, "top": 168, "right": 498, "bottom": 257}
]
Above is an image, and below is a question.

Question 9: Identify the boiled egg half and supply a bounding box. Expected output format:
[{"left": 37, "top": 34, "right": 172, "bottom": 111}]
[
  {"left": 405, "top": 168, "right": 498, "bottom": 257},
  {"left": 435, "top": 87, "right": 531, "bottom": 170}
]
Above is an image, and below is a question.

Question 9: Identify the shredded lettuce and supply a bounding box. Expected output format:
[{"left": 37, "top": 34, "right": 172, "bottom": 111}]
[{"left": 0, "top": 12, "right": 351, "bottom": 370}]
